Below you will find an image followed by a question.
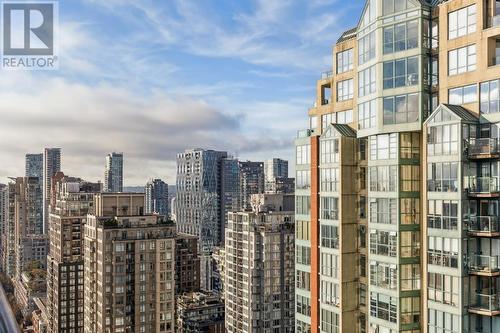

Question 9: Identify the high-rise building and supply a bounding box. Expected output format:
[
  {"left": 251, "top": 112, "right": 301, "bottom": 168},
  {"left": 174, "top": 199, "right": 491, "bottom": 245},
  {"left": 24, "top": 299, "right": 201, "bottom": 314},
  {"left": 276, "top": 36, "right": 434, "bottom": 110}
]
[
  {"left": 145, "top": 178, "right": 169, "bottom": 216},
  {"left": 104, "top": 152, "right": 124, "bottom": 192},
  {"left": 225, "top": 193, "right": 295, "bottom": 333},
  {"left": 221, "top": 157, "right": 240, "bottom": 223},
  {"left": 264, "top": 158, "right": 289, "bottom": 192},
  {"left": 43, "top": 148, "right": 61, "bottom": 234},
  {"left": 1, "top": 182, "right": 16, "bottom": 277},
  {"left": 176, "top": 291, "right": 225, "bottom": 333},
  {"left": 238, "top": 161, "right": 265, "bottom": 211},
  {"left": 83, "top": 193, "right": 176, "bottom": 333},
  {"left": 26, "top": 153, "right": 43, "bottom": 179},
  {"left": 295, "top": 1, "right": 500, "bottom": 332},
  {"left": 46, "top": 174, "right": 101, "bottom": 333},
  {"left": 0, "top": 183, "right": 7, "bottom": 238},
  {"left": 175, "top": 233, "right": 200, "bottom": 294},
  {"left": 210, "top": 247, "right": 225, "bottom": 299}
]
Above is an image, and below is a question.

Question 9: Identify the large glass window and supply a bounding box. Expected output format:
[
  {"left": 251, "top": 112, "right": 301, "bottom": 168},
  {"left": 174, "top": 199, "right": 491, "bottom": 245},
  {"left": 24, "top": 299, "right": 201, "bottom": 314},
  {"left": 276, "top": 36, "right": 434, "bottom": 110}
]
[
  {"left": 296, "top": 220, "right": 310, "bottom": 240},
  {"left": 358, "top": 65, "right": 376, "bottom": 97},
  {"left": 320, "top": 168, "right": 339, "bottom": 192},
  {"left": 449, "top": 84, "right": 477, "bottom": 105},
  {"left": 480, "top": 79, "right": 500, "bottom": 114},
  {"left": 382, "top": 0, "right": 417, "bottom": 16},
  {"left": 428, "top": 309, "right": 460, "bottom": 333},
  {"left": 296, "top": 245, "right": 311, "bottom": 265},
  {"left": 448, "top": 5, "right": 476, "bottom": 39},
  {"left": 370, "top": 134, "right": 398, "bottom": 160},
  {"left": 358, "top": 99, "right": 377, "bottom": 130},
  {"left": 383, "top": 93, "right": 419, "bottom": 124},
  {"left": 383, "top": 56, "right": 419, "bottom": 89},
  {"left": 321, "top": 197, "right": 339, "bottom": 220},
  {"left": 336, "top": 110, "right": 353, "bottom": 124},
  {"left": 370, "top": 198, "right": 397, "bottom": 224},
  {"left": 370, "top": 292, "right": 397, "bottom": 323},
  {"left": 427, "top": 124, "right": 459, "bottom": 156},
  {"left": 370, "top": 262, "right": 397, "bottom": 290},
  {"left": 321, "top": 309, "right": 339, "bottom": 333},
  {"left": 400, "top": 166, "right": 420, "bottom": 192},
  {"left": 321, "top": 224, "right": 339, "bottom": 248},
  {"left": 296, "top": 170, "right": 311, "bottom": 190},
  {"left": 401, "top": 264, "right": 420, "bottom": 291},
  {"left": 369, "top": 230, "right": 397, "bottom": 257},
  {"left": 448, "top": 44, "right": 476, "bottom": 75},
  {"left": 320, "top": 281, "right": 340, "bottom": 307},
  {"left": 337, "top": 79, "right": 354, "bottom": 101},
  {"left": 383, "top": 20, "right": 418, "bottom": 54},
  {"left": 296, "top": 295, "right": 311, "bottom": 316},
  {"left": 401, "top": 198, "right": 420, "bottom": 224},
  {"left": 296, "top": 270, "right": 311, "bottom": 291},
  {"left": 427, "top": 162, "right": 459, "bottom": 192},
  {"left": 400, "top": 132, "right": 420, "bottom": 159},
  {"left": 427, "top": 200, "right": 458, "bottom": 230},
  {"left": 321, "top": 252, "right": 339, "bottom": 278},
  {"left": 296, "top": 144, "right": 311, "bottom": 165},
  {"left": 401, "top": 296, "right": 420, "bottom": 325},
  {"left": 401, "top": 231, "right": 420, "bottom": 258},
  {"left": 336, "top": 49, "right": 353, "bottom": 74},
  {"left": 358, "top": 31, "right": 376, "bottom": 65},
  {"left": 321, "top": 139, "right": 339, "bottom": 164},
  {"left": 369, "top": 165, "right": 397, "bottom": 192},
  {"left": 427, "top": 273, "right": 460, "bottom": 306},
  {"left": 427, "top": 236, "right": 459, "bottom": 268},
  {"left": 296, "top": 196, "right": 311, "bottom": 215}
]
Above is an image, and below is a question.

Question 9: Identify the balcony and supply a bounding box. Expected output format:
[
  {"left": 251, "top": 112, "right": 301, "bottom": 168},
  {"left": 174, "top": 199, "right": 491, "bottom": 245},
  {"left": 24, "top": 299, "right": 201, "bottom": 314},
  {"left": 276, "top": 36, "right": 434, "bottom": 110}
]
[
  {"left": 321, "top": 70, "right": 333, "bottom": 80},
  {"left": 467, "top": 139, "right": 500, "bottom": 159},
  {"left": 467, "top": 216, "right": 500, "bottom": 237},
  {"left": 296, "top": 129, "right": 314, "bottom": 138},
  {"left": 468, "top": 255, "right": 500, "bottom": 276},
  {"left": 469, "top": 293, "right": 500, "bottom": 316},
  {"left": 466, "top": 177, "right": 500, "bottom": 198}
]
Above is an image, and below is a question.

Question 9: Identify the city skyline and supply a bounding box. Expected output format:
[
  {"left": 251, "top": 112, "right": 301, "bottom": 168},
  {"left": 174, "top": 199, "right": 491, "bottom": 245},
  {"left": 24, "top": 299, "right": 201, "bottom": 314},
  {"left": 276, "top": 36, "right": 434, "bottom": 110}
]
[{"left": 0, "top": 0, "right": 365, "bottom": 185}]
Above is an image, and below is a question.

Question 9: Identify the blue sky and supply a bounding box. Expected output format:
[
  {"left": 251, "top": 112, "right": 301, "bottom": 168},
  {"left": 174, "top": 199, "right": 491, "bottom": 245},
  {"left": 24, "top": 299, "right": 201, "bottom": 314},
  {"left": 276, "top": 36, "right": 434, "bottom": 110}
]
[{"left": 0, "top": 0, "right": 364, "bottom": 185}]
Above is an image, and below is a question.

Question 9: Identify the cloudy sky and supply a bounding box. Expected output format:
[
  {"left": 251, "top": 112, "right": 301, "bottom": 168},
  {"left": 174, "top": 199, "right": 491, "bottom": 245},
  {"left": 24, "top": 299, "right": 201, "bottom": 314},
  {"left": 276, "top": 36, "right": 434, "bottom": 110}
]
[{"left": 0, "top": 0, "right": 364, "bottom": 185}]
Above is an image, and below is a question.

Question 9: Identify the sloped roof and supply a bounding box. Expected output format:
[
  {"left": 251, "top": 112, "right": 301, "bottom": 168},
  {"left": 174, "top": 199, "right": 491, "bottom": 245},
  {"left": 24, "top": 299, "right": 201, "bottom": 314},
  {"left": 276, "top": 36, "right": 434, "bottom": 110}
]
[
  {"left": 332, "top": 124, "right": 357, "bottom": 137},
  {"left": 336, "top": 27, "right": 357, "bottom": 44},
  {"left": 424, "top": 104, "right": 478, "bottom": 125}
]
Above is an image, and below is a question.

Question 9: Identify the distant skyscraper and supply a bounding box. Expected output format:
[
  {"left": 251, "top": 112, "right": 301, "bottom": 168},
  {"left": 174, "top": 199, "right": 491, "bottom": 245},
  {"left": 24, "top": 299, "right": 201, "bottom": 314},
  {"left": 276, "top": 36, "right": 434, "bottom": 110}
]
[
  {"left": 238, "top": 161, "right": 265, "bottom": 210},
  {"left": 264, "top": 158, "right": 289, "bottom": 192},
  {"left": 43, "top": 148, "right": 61, "bottom": 234},
  {"left": 145, "top": 178, "right": 169, "bottom": 215},
  {"left": 221, "top": 157, "right": 240, "bottom": 222},
  {"left": 25, "top": 154, "right": 43, "bottom": 179},
  {"left": 225, "top": 193, "right": 295, "bottom": 332},
  {"left": 0, "top": 183, "right": 7, "bottom": 236},
  {"left": 104, "top": 152, "right": 123, "bottom": 192}
]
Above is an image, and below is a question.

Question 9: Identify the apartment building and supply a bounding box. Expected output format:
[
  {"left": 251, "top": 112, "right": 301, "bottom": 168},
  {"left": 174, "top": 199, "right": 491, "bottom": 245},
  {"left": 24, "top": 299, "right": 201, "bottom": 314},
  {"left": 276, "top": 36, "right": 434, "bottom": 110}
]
[
  {"left": 225, "top": 193, "right": 295, "bottom": 333},
  {"left": 175, "top": 233, "right": 200, "bottom": 294},
  {"left": 43, "top": 148, "right": 61, "bottom": 233},
  {"left": 145, "top": 178, "right": 169, "bottom": 216},
  {"left": 83, "top": 193, "right": 176, "bottom": 333},
  {"left": 104, "top": 152, "right": 124, "bottom": 193},
  {"left": 46, "top": 174, "right": 101, "bottom": 333},
  {"left": 295, "top": 1, "right": 500, "bottom": 332},
  {"left": 176, "top": 291, "right": 225, "bottom": 333}
]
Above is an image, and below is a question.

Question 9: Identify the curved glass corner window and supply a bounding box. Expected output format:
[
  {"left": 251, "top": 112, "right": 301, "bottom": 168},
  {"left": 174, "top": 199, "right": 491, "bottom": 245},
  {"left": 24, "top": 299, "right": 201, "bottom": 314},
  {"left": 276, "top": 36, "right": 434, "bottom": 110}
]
[
  {"left": 358, "top": 99, "right": 377, "bottom": 129},
  {"left": 383, "top": 56, "right": 419, "bottom": 89},
  {"left": 358, "top": 30, "right": 376, "bottom": 65},
  {"left": 383, "top": 93, "right": 419, "bottom": 124}
]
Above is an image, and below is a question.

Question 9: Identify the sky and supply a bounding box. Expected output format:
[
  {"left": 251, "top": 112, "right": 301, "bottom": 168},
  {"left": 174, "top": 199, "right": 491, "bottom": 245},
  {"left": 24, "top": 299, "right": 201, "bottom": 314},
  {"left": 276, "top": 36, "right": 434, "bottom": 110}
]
[{"left": 0, "top": 0, "right": 364, "bottom": 185}]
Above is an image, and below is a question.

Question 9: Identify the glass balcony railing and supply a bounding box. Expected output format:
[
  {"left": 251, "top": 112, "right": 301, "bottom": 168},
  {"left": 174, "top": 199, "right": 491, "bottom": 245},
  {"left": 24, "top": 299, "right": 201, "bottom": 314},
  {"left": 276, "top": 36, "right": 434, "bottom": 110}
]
[
  {"left": 321, "top": 70, "right": 333, "bottom": 79},
  {"left": 296, "top": 129, "right": 314, "bottom": 138},
  {"left": 468, "top": 138, "right": 500, "bottom": 158},
  {"left": 470, "top": 293, "right": 500, "bottom": 312},
  {"left": 467, "top": 216, "right": 500, "bottom": 234},
  {"left": 466, "top": 177, "right": 500, "bottom": 194},
  {"left": 468, "top": 255, "right": 500, "bottom": 273}
]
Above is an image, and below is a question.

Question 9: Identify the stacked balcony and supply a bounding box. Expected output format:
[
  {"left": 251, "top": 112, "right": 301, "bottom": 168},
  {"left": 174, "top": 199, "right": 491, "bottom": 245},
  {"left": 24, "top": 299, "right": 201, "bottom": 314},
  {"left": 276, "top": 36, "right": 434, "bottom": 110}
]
[
  {"left": 466, "top": 176, "right": 500, "bottom": 198},
  {"left": 467, "top": 138, "right": 500, "bottom": 160},
  {"left": 469, "top": 293, "right": 500, "bottom": 316},
  {"left": 468, "top": 255, "right": 500, "bottom": 276},
  {"left": 467, "top": 216, "right": 500, "bottom": 237}
]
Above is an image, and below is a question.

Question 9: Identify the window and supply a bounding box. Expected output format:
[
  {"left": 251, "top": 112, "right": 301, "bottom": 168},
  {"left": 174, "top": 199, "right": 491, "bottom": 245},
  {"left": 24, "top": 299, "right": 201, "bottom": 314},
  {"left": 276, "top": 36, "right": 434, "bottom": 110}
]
[
  {"left": 427, "top": 200, "right": 458, "bottom": 230},
  {"left": 358, "top": 99, "right": 377, "bottom": 129},
  {"left": 296, "top": 270, "right": 311, "bottom": 291},
  {"left": 337, "top": 79, "right": 354, "bottom": 101},
  {"left": 370, "top": 261, "right": 397, "bottom": 290},
  {"left": 321, "top": 309, "right": 339, "bottom": 333},
  {"left": 296, "top": 144, "right": 311, "bottom": 165},
  {"left": 400, "top": 165, "right": 420, "bottom": 192},
  {"left": 428, "top": 273, "right": 460, "bottom": 306},
  {"left": 400, "top": 296, "right": 420, "bottom": 325},
  {"left": 383, "top": 56, "right": 419, "bottom": 89},
  {"left": 296, "top": 295, "right": 311, "bottom": 316},
  {"left": 296, "top": 196, "right": 310, "bottom": 215},
  {"left": 427, "top": 162, "right": 458, "bottom": 192},
  {"left": 401, "top": 231, "right": 420, "bottom": 258},
  {"left": 480, "top": 79, "right": 500, "bottom": 114},
  {"left": 400, "top": 132, "right": 420, "bottom": 159},
  {"left": 370, "top": 134, "right": 398, "bottom": 160},
  {"left": 427, "top": 236, "right": 459, "bottom": 268},
  {"left": 321, "top": 281, "right": 340, "bottom": 306},
  {"left": 448, "top": 5, "right": 476, "bottom": 40},
  {"left": 427, "top": 124, "right": 459, "bottom": 156},
  {"left": 296, "top": 170, "right": 311, "bottom": 190},
  {"left": 337, "top": 49, "right": 353, "bottom": 74},
  {"left": 296, "top": 245, "right": 311, "bottom": 265},
  {"left": 448, "top": 45, "right": 476, "bottom": 75},
  {"left": 361, "top": 0, "right": 376, "bottom": 27},
  {"left": 296, "top": 320, "right": 311, "bottom": 333},
  {"left": 401, "top": 264, "right": 420, "bottom": 291},
  {"left": 370, "top": 198, "right": 397, "bottom": 224},
  {"left": 382, "top": 0, "right": 417, "bottom": 16},
  {"left": 321, "top": 224, "right": 339, "bottom": 248},
  {"left": 322, "top": 113, "right": 335, "bottom": 131},
  {"left": 321, "top": 197, "right": 339, "bottom": 220},
  {"left": 449, "top": 84, "right": 477, "bottom": 105},
  {"left": 369, "top": 230, "right": 397, "bottom": 257},
  {"left": 401, "top": 198, "right": 420, "bottom": 224},
  {"left": 370, "top": 292, "right": 397, "bottom": 323},
  {"left": 369, "top": 165, "right": 397, "bottom": 192},
  {"left": 383, "top": 93, "right": 419, "bottom": 124},
  {"left": 383, "top": 20, "right": 418, "bottom": 54},
  {"left": 358, "top": 65, "right": 376, "bottom": 97},
  {"left": 296, "top": 220, "right": 310, "bottom": 240},
  {"left": 321, "top": 139, "right": 339, "bottom": 164},
  {"left": 337, "top": 110, "right": 353, "bottom": 124},
  {"left": 428, "top": 309, "right": 460, "bottom": 333},
  {"left": 358, "top": 31, "right": 376, "bottom": 65},
  {"left": 321, "top": 252, "right": 339, "bottom": 278},
  {"left": 320, "top": 168, "right": 339, "bottom": 192}
]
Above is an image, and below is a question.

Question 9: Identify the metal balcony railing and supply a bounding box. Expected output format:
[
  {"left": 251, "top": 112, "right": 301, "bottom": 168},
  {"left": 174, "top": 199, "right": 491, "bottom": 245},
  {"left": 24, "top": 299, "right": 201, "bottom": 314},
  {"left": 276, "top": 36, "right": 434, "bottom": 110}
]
[
  {"left": 470, "top": 293, "right": 500, "bottom": 312},
  {"left": 466, "top": 177, "right": 500, "bottom": 194},
  {"left": 468, "top": 255, "right": 500, "bottom": 273},
  {"left": 467, "top": 216, "right": 500, "bottom": 234},
  {"left": 468, "top": 138, "right": 500, "bottom": 158}
]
